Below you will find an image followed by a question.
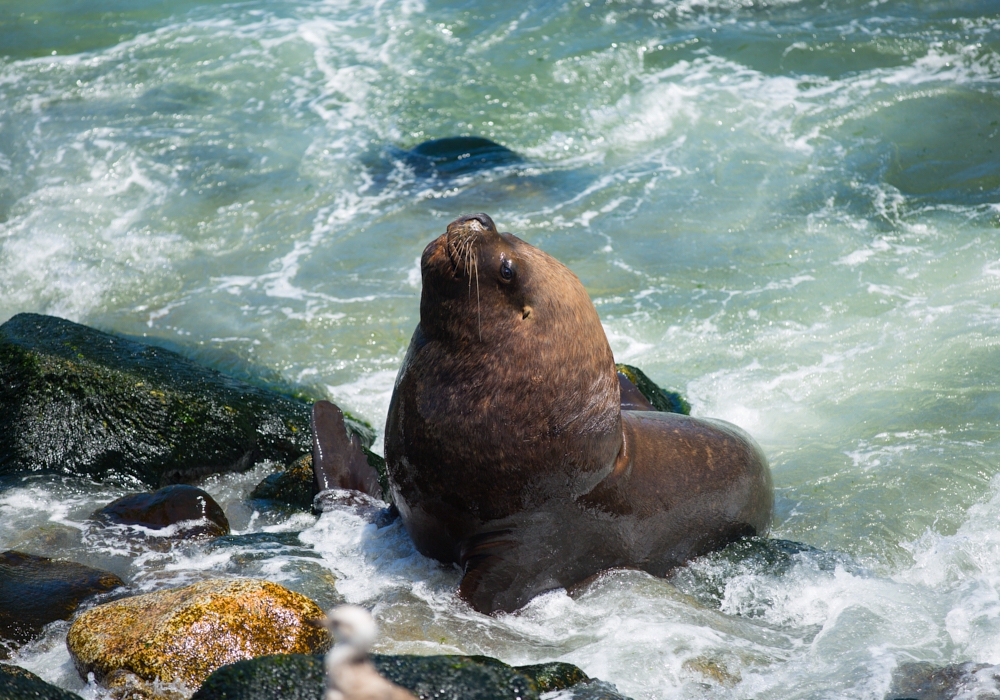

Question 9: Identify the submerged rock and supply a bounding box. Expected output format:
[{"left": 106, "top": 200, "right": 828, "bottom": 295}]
[
  {"left": 193, "top": 653, "right": 541, "bottom": 700},
  {"left": 0, "top": 313, "right": 374, "bottom": 487},
  {"left": 615, "top": 364, "right": 690, "bottom": 415},
  {"left": 93, "top": 484, "right": 230, "bottom": 538},
  {"left": 66, "top": 578, "right": 330, "bottom": 696},
  {"left": 886, "top": 661, "right": 998, "bottom": 700},
  {"left": 515, "top": 662, "right": 589, "bottom": 692},
  {"left": 0, "top": 551, "right": 123, "bottom": 659},
  {"left": 669, "top": 536, "right": 848, "bottom": 612},
  {"left": 0, "top": 663, "right": 85, "bottom": 700},
  {"left": 395, "top": 137, "right": 523, "bottom": 178}
]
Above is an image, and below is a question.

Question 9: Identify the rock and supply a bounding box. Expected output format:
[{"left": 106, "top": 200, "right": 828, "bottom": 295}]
[
  {"left": 0, "top": 663, "right": 85, "bottom": 700},
  {"left": 193, "top": 653, "right": 541, "bottom": 700},
  {"left": 402, "top": 137, "right": 522, "bottom": 178},
  {"left": 546, "top": 679, "right": 632, "bottom": 699},
  {"left": 681, "top": 657, "right": 741, "bottom": 687},
  {"left": 250, "top": 454, "right": 316, "bottom": 510},
  {"left": 669, "top": 537, "right": 850, "bottom": 611},
  {"left": 515, "top": 662, "right": 589, "bottom": 692},
  {"left": 190, "top": 653, "right": 323, "bottom": 700},
  {"left": 93, "top": 484, "right": 230, "bottom": 537},
  {"left": 374, "top": 654, "right": 538, "bottom": 700},
  {"left": 614, "top": 364, "right": 690, "bottom": 415},
  {"left": 66, "top": 578, "right": 330, "bottom": 695},
  {"left": 0, "top": 550, "right": 123, "bottom": 658},
  {"left": 886, "top": 661, "right": 997, "bottom": 700},
  {"left": 0, "top": 313, "right": 372, "bottom": 487}
]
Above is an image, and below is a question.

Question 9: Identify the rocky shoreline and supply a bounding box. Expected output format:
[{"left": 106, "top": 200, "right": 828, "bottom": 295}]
[
  {"left": 1, "top": 313, "right": 975, "bottom": 700},
  {"left": 1, "top": 313, "right": 648, "bottom": 699}
]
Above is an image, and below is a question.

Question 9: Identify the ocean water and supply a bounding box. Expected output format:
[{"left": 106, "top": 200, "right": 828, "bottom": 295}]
[{"left": 2, "top": 0, "right": 1000, "bottom": 697}]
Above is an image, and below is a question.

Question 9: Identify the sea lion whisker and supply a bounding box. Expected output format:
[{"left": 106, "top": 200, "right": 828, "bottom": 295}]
[{"left": 473, "top": 254, "right": 481, "bottom": 342}]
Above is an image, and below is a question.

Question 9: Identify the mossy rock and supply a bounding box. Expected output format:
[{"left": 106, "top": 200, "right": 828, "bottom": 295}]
[
  {"left": 190, "top": 653, "right": 323, "bottom": 700},
  {"left": 0, "top": 551, "right": 123, "bottom": 658},
  {"left": 0, "top": 313, "right": 372, "bottom": 487},
  {"left": 615, "top": 364, "right": 690, "bottom": 415},
  {"left": 193, "top": 653, "right": 541, "bottom": 700},
  {"left": 67, "top": 578, "right": 330, "bottom": 693},
  {"left": 0, "top": 664, "right": 84, "bottom": 700},
  {"left": 515, "top": 662, "right": 589, "bottom": 692},
  {"left": 250, "top": 454, "right": 317, "bottom": 510}
]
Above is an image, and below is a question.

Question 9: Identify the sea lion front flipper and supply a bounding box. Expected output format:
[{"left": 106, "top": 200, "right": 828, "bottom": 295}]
[
  {"left": 458, "top": 530, "right": 551, "bottom": 615},
  {"left": 311, "top": 400, "right": 382, "bottom": 497}
]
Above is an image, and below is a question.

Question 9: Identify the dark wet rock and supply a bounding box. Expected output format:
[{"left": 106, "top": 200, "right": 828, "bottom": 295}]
[
  {"left": 0, "top": 313, "right": 373, "bottom": 487},
  {"left": 0, "top": 550, "right": 123, "bottom": 659},
  {"left": 615, "top": 364, "right": 690, "bottom": 415},
  {"left": 93, "top": 484, "right": 230, "bottom": 537},
  {"left": 375, "top": 654, "right": 538, "bottom": 700},
  {"left": 67, "top": 578, "right": 330, "bottom": 696},
  {"left": 669, "top": 537, "right": 852, "bottom": 612},
  {"left": 190, "top": 653, "right": 323, "bottom": 700},
  {"left": 0, "top": 663, "right": 85, "bottom": 700},
  {"left": 397, "top": 137, "right": 523, "bottom": 178},
  {"left": 546, "top": 679, "right": 631, "bottom": 700},
  {"left": 516, "top": 662, "right": 590, "bottom": 692},
  {"left": 193, "top": 652, "right": 541, "bottom": 700},
  {"left": 886, "top": 661, "right": 998, "bottom": 700},
  {"left": 250, "top": 453, "right": 316, "bottom": 510}
]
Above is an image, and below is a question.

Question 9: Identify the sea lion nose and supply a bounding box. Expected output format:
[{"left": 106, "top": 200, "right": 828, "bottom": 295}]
[{"left": 447, "top": 213, "right": 497, "bottom": 238}]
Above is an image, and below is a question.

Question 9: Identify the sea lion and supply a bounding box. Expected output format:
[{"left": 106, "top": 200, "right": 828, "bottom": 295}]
[{"left": 380, "top": 213, "right": 774, "bottom": 614}]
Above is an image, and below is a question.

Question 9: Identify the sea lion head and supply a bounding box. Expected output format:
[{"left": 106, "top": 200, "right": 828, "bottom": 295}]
[
  {"left": 420, "top": 213, "right": 608, "bottom": 352},
  {"left": 417, "top": 213, "right": 621, "bottom": 464}
]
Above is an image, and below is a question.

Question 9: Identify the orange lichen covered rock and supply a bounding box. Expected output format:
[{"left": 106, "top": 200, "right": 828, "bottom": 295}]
[{"left": 67, "top": 578, "right": 330, "bottom": 696}]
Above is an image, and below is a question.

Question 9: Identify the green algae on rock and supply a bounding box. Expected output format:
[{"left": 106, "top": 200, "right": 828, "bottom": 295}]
[
  {"left": 372, "top": 654, "right": 539, "bottom": 700},
  {"left": 193, "top": 652, "right": 541, "bottom": 700},
  {"left": 0, "top": 550, "right": 123, "bottom": 659},
  {"left": 0, "top": 663, "right": 85, "bottom": 700},
  {"left": 66, "top": 578, "right": 331, "bottom": 696},
  {"left": 615, "top": 364, "right": 690, "bottom": 415},
  {"left": 515, "top": 661, "right": 589, "bottom": 692},
  {"left": 190, "top": 653, "right": 324, "bottom": 700},
  {"left": 250, "top": 454, "right": 318, "bottom": 510},
  {"left": 0, "top": 313, "right": 374, "bottom": 487}
]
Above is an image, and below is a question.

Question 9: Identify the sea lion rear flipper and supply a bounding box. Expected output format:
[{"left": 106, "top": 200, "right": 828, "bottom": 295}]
[{"left": 311, "top": 400, "right": 382, "bottom": 497}]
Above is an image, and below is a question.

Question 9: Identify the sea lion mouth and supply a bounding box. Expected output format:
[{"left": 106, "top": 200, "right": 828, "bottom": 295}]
[{"left": 445, "top": 213, "right": 496, "bottom": 278}]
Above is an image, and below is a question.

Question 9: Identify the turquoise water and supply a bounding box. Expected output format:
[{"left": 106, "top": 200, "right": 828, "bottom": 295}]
[{"left": 2, "top": 1, "right": 1000, "bottom": 698}]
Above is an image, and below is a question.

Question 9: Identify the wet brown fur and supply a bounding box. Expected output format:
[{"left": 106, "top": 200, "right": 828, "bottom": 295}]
[{"left": 383, "top": 214, "right": 774, "bottom": 614}]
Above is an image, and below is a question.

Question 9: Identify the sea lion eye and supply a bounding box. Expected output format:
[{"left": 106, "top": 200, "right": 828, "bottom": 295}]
[{"left": 499, "top": 259, "right": 514, "bottom": 281}]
